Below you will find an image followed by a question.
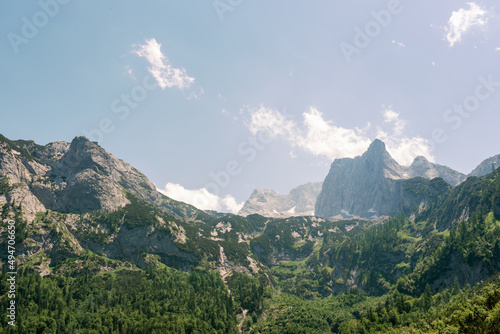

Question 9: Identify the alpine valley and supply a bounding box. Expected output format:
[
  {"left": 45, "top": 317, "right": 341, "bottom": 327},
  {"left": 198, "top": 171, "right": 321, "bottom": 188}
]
[{"left": 1, "top": 134, "right": 500, "bottom": 333}]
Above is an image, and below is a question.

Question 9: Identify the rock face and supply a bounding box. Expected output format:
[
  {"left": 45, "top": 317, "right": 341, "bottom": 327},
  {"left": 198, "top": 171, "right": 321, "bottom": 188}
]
[
  {"left": 409, "top": 155, "right": 466, "bottom": 186},
  {"left": 0, "top": 135, "right": 196, "bottom": 220},
  {"left": 238, "top": 182, "right": 322, "bottom": 217},
  {"left": 315, "top": 139, "right": 462, "bottom": 219},
  {"left": 0, "top": 135, "right": 154, "bottom": 216},
  {"left": 469, "top": 154, "right": 500, "bottom": 177}
]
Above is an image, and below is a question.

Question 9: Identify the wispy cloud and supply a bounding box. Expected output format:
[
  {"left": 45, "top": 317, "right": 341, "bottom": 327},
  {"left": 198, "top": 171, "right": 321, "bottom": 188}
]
[
  {"left": 123, "top": 65, "right": 135, "bottom": 80},
  {"left": 158, "top": 183, "right": 244, "bottom": 213},
  {"left": 445, "top": 2, "right": 488, "bottom": 47},
  {"left": 133, "top": 38, "right": 195, "bottom": 90},
  {"left": 187, "top": 88, "right": 205, "bottom": 100},
  {"left": 248, "top": 106, "right": 295, "bottom": 139},
  {"left": 245, "top": 106, "right": 434, "bottom": 166},
  {"left": 382, "top": 106, "right": 405, "bottom": 136}
]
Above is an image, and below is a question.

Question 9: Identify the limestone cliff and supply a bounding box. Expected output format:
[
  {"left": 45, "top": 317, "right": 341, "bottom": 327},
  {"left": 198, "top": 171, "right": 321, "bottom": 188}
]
[
  {"left": 0, "top": 135, "right": 201, "bottom": 221},
  {"left": 315, "top": 140, "right": 459, "bottom": 219}
]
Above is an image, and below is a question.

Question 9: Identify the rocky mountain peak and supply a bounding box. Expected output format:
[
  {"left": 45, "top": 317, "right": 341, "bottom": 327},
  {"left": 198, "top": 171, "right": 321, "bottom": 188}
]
[
  {"left": 0, "top": 134, "right": 163, "bottom": 217},
  {"left": 58, "top": 136, "right": 112, "bottom": 174},
  {"left": 410, "top": 155, "right": 434, "bottom": 175},
  {"left": 365, "top": 138, "right": 386, "bottom": 155},
  {"left": 361, "top": 139, "right": 405, "bottom": 179},
  {"left": 67, "top": 136, "right": 93, "bottom": 152},
  {"left": 412, "top": 155, "right": 430, "bottom": 164},
  {"left": 409, "top": 155, "right": 466, "bottom": 186},
  {"left": 362, "top": 139, "right": 392, "bottom": 164},
  {"left": 315, "top": 139, "right": 466, "bottom": 219}
]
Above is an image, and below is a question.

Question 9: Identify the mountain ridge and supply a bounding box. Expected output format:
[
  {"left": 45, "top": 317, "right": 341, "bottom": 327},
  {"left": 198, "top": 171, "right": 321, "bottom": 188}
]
[
  {"left": 0, "top": 134, "right": 204, "bottom": 222},
  {"left": 240, "top": 139, "right": 477, "bottom": 219}
]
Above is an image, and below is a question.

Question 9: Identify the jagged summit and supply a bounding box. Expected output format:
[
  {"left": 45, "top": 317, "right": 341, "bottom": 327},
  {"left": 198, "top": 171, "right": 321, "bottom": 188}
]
[
  {"left": 362, "top": 139, "right": 394, "bottom": 165},
  {"left": 365, "top": 138, "right": 387, "bottom": 154},
  {"left": 411, "top": 155, "right": 429, "bottom": 163},
  {"left": 72, "top": 135, "right": 91, "bottom": 143}
]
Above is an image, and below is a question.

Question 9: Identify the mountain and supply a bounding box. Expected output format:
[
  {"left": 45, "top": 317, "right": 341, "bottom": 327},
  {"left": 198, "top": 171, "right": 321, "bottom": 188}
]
[
  {"left": 0, "top": 134, "right": 201, "bottom": 222},
  {"left": 238, "top": 182, "right": 322, "bottom": 217},
  {"left": 409, "top": 155, "right": 466, "bottom": 185},
  {"left": 469, "top": 154, "right": 500, "bottom": 177},
  {"left": 315, "top": 139, "right": 465, "bottom": 219}
]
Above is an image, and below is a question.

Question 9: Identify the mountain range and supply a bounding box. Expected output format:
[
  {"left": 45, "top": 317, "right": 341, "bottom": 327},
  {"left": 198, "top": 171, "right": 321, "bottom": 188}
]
[
  {"left": 240, "top": 139, "right": 499, "bottom": 219},
  {"left": 1, "top": 133, "right": 500, "bottom": 332},
  {"left": 238, "top": 182, "right": 322, "bottom": 218}
]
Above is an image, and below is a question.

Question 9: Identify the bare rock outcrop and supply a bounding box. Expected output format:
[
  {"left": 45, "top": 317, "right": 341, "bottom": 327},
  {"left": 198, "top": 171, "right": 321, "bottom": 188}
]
[{"left": 315, "top": 139, "right": 458, "bottom": 219}]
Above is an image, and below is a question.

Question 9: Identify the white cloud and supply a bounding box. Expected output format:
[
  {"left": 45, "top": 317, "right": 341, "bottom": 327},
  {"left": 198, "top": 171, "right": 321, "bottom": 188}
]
[
  {"left": 222, "top": 196, "right": 244, "bottom": 214},
  {"left": 159, "top": 183, "right": 219, "bottom": 211},
  {"left": 495, "top": 47, "right": 500, "bottom": 51},
  {"left": 382, "top": 108, "right": 399, "bottom": 122},
  {"left": 382, "top": 106, "right": 406, "bottom": 136},
  {"left": 158, "top": 183, "right": 244, "bottom": 214},
  {"left": 247, "top": 106, "right": 371, "bottom": 160},
  {"left": 248, "top": 106, "right": 295, "bottom": 138},
  {"left": 246, "top": 105, "right": 434, "bottom": 166},
  {"left": 133, "top": 38, "right": 195, "bottom": 89},
  {"left": 445, "top": 2, "right": 488, "bottom": 47},
  {"left": 295, "top": 108, "right": 371, "bottom": 160}
]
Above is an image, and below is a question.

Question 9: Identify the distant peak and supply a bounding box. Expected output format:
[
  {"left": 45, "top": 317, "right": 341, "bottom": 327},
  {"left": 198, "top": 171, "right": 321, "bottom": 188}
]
[
  {"left": 361, "top": 139, "right": 401, "bottom": 169},
  {"left": 411, "top": 155, "right": 430, "bottom": 164},
  {"left": 72, "top": 136, "right": 91, "bottom": 144},
  {"left": 366, "top": 139, "right": 387, "bottom": 154},
  {"left": 69, "top": 136, "right": 101, "bottom": 149}
]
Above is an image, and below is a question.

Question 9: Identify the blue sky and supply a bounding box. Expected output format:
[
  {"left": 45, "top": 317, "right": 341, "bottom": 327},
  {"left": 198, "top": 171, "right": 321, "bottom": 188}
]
[{"left": 1, "top": 0, "right": 499, "bottom": 213}]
